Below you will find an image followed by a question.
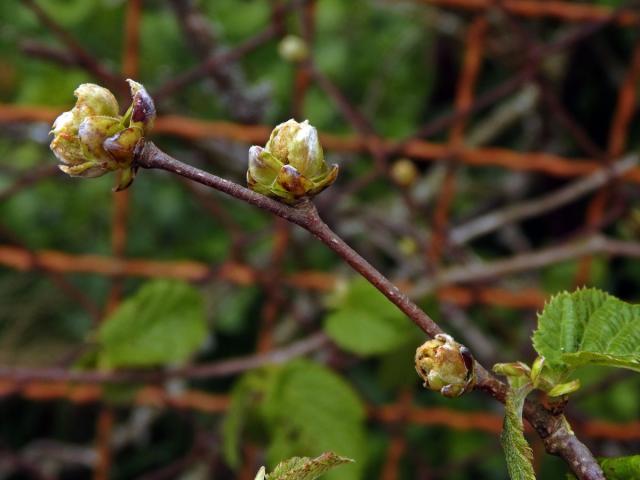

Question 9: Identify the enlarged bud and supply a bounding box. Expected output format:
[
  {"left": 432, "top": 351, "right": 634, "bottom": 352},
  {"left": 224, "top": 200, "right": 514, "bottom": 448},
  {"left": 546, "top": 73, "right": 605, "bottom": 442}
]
[
  {"left": 390, "top": 158, "right": 419, "bottom": 187},
  {"left": 247, "top": 119, "right": 338, "bottom": 203},
  {"left": 50, "top": 79, "right": 155, "bottom": 190},
  {"left": 254, "top": 466, "right": 266, "bottom": 480},
  {"left": 278, "top": 35, "right": 309, "bottom": 63},
  {"left": 415, "top": 334, "right": 475, "bottom": 398}
]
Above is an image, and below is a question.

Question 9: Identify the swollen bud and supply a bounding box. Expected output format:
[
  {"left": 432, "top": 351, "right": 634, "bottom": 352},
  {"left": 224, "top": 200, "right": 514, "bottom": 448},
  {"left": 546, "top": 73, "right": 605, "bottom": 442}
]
[
  {"left": 50, "top": 79, "right": 155, "bottom": 191},
  {"left": 247, "top": 119, "right": 338, "bottom": 204},
  {"left": 390, "top": 158, "right": 419, "bottom": 187},
  {"left": 415, "top": 334, "right": 475, "bottom": 398},
  {"left": 278, "top": 35, "right": 309, "bottom": 63}
]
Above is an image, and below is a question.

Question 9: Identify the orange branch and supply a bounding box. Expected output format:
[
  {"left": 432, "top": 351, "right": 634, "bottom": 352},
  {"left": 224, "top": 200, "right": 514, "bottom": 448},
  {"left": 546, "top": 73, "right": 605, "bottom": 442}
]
[
  {"left": 0, "top": 244, "right": 546, "bottom": 308},
  {"left": 417, "top": 0, "right": 640, "bottom": 25},
  {"left": 2, "top": 379, "right": 637, "bottom": 441},
  {"left": 3, "top": 106, "right": 640, "bottom": 182}
]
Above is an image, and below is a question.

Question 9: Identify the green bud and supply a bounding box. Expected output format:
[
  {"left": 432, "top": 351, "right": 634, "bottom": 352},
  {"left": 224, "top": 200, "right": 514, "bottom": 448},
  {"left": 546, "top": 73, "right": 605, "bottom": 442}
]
[
  {"left": 247, "top": 119, "right": 338, "bottom": 203},
  {"left": 493, "top": 361, "right": 531, "bottom": 379},
  {"left": 73, "top": 83, "right": 119, "bottom": 118},
  {"left": 390, "top": 158, "right": 419, "bottom": 187},
  {"left": 278, "top": 35, "right": 309, "bottom": 63},
  {"left": 415, "top": 334, "right": 476, "bottom": 398},
  {"left": 530, "top": 356, "right": 545, "bottom": 386},
  {"left": 547, "top": 379, "right": 580, "bottom": 397},
  {"left": 50, "top": 79, "right": 155, "bottom": 190}
]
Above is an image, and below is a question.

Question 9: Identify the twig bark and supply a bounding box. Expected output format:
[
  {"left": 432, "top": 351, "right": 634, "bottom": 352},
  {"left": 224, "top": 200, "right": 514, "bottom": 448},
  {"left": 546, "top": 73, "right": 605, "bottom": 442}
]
[
  {"left": 0, "top": 331, "right": 329, "bottom": 384},
  {"left": 130, "top": 141, "right": 604, "bottom": 480},
  {"left": 449, "top": 154, "right": 638, "bottom": 245}
]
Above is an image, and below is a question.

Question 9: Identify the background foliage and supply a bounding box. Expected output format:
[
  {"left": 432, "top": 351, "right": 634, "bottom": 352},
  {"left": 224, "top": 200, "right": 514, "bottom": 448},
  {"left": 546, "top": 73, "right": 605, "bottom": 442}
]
[{"left": 0, "top": 0, "right": 639, "bottom": 479}]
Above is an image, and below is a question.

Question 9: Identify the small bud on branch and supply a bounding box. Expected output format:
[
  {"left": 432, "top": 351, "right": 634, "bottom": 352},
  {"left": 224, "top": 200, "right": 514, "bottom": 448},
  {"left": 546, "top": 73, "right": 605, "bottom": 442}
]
[
  {"left": 247, "top": 119, "right": 338, "bottom": 204},
  {"left": 50, "top": 79, "right": 155, "bottom": 191},
  {"left": 415, "top": 334, "right": 476, "bottom": 397}
]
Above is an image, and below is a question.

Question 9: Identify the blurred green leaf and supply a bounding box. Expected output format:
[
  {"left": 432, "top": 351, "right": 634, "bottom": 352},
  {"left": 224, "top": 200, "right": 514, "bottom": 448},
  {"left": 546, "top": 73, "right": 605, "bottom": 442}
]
[
  {"left": 324, "top": 278, "right": 414, "bottom": 355},
  {"left": 532, "top": 288, "right": 640, "bottom": 375},
  {"left": 97, "top": 280, "right": 207, "bottom": 368},
  {"left": 223, "top": 369, "right": 277, "bottom": 469},
  {"left": 223, "top": 360, "right": 366, "bottom": 479},
  {"left": 262, "top": 360, "right": 366, "bottom": 480},
  {"left": 213, "top": 286, "right": 260, "bottom": 334}
]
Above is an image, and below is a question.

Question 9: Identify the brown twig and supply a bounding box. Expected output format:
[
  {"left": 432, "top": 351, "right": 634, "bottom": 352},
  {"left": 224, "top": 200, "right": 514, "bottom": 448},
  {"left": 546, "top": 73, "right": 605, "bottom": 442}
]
[
  {"left": 168, "top": 0, "right": 268, "bottom": 122},
  {"left": 449, "top": 154, "right": 638, "bottom": 245},
  {"left": 0, "top": 331, "right": 329, "bottom": 384},
  {"left": 20, "top": 0, "right": 128, "bottom": 97},
  {"left": 412, "top": 234, "right": 640, "bottom": 296},
  {"left": 131, "top": 141, "right": 605, "bottom": 480}
]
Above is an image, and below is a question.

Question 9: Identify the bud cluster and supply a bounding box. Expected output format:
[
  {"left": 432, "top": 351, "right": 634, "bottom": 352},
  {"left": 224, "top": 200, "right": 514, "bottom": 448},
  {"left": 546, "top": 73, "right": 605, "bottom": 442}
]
[
  {"left": 247, "top": 119, "right": 338, "bottom": 203},
  {"left": 50, "top": 79, "right": 155, "bottom": 190},
  {"left": 415, "top": 334, "right": 476, "bottom": 398}
]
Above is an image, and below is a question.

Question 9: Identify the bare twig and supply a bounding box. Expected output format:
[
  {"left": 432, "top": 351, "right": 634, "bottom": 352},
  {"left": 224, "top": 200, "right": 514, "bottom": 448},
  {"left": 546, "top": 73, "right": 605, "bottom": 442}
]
[
  {"left": 169, "top": 0, "right": 268, "bottom": 122},
  {"left": 449, "top": 154, "right": 638, "bottom": 245},
  {"left": 413, "top": 234, "right": 640, "bottom": 297},
  {"left": 129, "top": 141, "right": 604, "bottom": 480},
  {"left": 0, "top": 331, "right": 330, "bottom": 384}
]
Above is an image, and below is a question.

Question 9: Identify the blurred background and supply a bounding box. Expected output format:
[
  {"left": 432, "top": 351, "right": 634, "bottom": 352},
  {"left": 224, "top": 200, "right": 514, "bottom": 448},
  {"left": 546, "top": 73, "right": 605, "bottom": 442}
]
[{"left": 1, "top": 0, "right": 640, "bottom": 478}]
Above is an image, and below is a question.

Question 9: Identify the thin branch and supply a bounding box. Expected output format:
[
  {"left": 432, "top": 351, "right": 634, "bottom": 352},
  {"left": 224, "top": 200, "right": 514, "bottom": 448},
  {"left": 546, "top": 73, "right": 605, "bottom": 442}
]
[
  {"left": 134, "top": 141, "right": 445, "bottom": 339},
  {"left": 413, "top": 234, "right": 640, "bottom": 297},
  {"left": 0, "top": 332, "right": 329, "bottom": 384},
  {"left": 130, "top": 141, "right": 604, "bottom": 480},
  {"left": 449, "top": 153, "right": 638, "bottom": 245},
  {"left": 168, "top": 0, "right": 268, "bottom": 122}
]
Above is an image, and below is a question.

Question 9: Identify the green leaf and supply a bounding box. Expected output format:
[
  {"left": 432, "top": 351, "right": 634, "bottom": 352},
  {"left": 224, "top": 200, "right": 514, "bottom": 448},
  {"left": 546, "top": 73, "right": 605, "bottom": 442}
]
[
  {"left": 262, "top": 360, "right": 366, "bottom": 480},
  {"left": 97, "top": 280, "right": 207, "bottom": 368},
  {"left": 324, "top": 278, "right": 413, "bottom": 355},
  {"left": 266, "top": 452, "right": 353, "bottom": 480},
  {"left": 567, "top": 455, "right": 640, "bottom": 479},
  {"left": 222, "top": 369, "right": 278, "bottom": 469},
  {"left": 532, "top": 288, "right": 640, "bottom": 375},
  {"left": 501, "top": 378, "right": 536, "bottom": 480}
]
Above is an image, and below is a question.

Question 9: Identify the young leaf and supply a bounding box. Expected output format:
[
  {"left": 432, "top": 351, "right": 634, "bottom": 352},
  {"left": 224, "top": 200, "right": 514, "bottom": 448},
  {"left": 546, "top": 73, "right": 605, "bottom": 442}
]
[
  {"left": 266, "top": 452, "right": 353, "bottom": 480},
  {"left": 323, "top": 278, "right": 413, "bottom": 355},
  {"left": 501, "top": 379, "right": 536, "bottom": 480},
  {"left": 97, "top": 280, "right": 207, "bottom": 368},
  {"left": 532, "top": 288, "right": 640, "bottom": 375}
]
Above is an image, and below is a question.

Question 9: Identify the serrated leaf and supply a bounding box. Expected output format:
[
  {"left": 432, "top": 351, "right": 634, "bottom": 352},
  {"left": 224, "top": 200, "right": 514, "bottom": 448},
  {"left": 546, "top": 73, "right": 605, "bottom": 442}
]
[
  {"left": 262, "top": 360, "right": 366, "bottom": 480},
  {"left": 267, "top": 452, "right": 353, "bottom": 480},
  {"left": 97, "top": 280, "right": 207, "bottom": 368},
  {"left": 501, "top": 380, "right": 536, "bottom": 480},
  {"left": 324, "top": 278, "right": 413, "bottom": 355},
  {"left": 532, "top": 288, "right": 640, "bottom": 375},
  {"left": 566, "top": 455, "right": 640, "bottom": 479}
]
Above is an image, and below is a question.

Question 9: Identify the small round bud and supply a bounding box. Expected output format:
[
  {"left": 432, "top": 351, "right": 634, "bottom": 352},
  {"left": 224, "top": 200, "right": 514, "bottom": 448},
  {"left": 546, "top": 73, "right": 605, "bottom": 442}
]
[
  {"left": 50, "top": 79, "right": 155, "bottom": 190},
  {"left": 415, "top": 334, "right": 475, "bottom": 398},
  {"left": 247, "top": 119, "right": 338, "bottom": 204},
  {"left": 390, "top": 158, "right": 419, "bottom": 187},
  {"left": 398, "top": 236, "right": 418, "bottom": 256},
  {"left": 278, "top": 35, "right": 309, "bottom": 63}
]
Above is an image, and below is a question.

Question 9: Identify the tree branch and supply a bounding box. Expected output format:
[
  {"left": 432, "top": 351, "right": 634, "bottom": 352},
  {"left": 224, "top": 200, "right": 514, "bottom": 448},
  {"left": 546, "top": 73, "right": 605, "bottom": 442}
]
[{"left": 131, "top": 140, "right": 605, "bottom": 480}]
